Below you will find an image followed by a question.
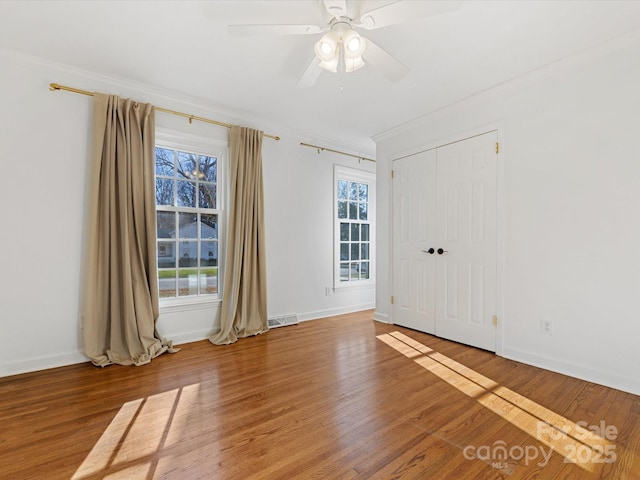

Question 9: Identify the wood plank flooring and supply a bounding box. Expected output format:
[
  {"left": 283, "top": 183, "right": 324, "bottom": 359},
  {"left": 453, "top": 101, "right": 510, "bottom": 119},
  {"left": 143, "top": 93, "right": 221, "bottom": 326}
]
[{"left": 1, "top": 310, "right": 639, "bottom": 479}]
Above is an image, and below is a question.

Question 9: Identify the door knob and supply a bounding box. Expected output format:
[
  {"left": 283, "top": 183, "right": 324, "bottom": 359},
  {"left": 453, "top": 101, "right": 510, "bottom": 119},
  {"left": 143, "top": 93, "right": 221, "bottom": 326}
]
[
  {"left": 437, "top": 248, "right": 448, "bottom": 255},
  {"left": 421, "top": 248, "right": 435, "bottom": 255}
]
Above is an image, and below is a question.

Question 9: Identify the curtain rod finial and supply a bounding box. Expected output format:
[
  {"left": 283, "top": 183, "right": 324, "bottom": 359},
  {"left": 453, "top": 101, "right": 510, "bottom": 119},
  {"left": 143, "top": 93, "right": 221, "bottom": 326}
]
[{"left": 49, "top": 83, "right": 61, "bottom": 91}]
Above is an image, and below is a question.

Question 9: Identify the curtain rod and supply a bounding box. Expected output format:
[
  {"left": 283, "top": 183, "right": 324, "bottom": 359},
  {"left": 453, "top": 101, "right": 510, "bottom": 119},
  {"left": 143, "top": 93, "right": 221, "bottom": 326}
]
[
  {"left": 49, "top": 83, "right": 281, "bottom": 141},
  {"left": 300, "top": 142, "right": 375, "bottom": 163}
]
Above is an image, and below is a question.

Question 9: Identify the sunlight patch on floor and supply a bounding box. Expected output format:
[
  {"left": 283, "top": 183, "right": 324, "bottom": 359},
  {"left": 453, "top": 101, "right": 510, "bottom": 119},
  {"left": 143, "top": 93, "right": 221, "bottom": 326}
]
[
  {"left": 72, "top": 383, "right": 201, "bottom": 480},
  {"left": 377, "top": 331, "right": 616, "bottom": 472}
]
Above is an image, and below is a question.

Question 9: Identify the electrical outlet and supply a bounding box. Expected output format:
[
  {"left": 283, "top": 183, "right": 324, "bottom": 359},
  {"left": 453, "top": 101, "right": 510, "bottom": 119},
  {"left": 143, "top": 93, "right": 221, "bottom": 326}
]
[{"left": 540, "top": 318, "right": 553, "bottom": 335}]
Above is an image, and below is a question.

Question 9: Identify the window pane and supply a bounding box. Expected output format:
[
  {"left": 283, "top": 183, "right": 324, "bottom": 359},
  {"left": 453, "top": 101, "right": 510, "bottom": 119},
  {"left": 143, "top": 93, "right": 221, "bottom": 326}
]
[
  {"left": 178, "top": 213, "right": 197, "bottom": 238},
  {"left": 156, "top": 211, "right": 175, "bottom": 238},
  {"left": 199, "top": 155, "right": 217, "bottom": 182},
  {"left": 200, "top": 214, "right": 218, "bottom": 240},
  {"left": 178, "top": 241, "right": 197, "bottom": 267},
  {"left": 359, "top": 183, "right": 368, "bottom": 202},
  {"left": 158, "top": 269, "right": 176, "bottom": 298},
  {"left": 359, "top": 203, "right": 368, "bottom": 220},
  {"left": 199, "top": 183, "right": 216, "bottom": 209},
  {"left": 349, "top": 201, "right": 358, "bottom": 219},
  {"left": 351, "top": 223, "right": 359, "bottom": 241},
  {"left": 340, "top": 243, "right": 349, "bottom": 261},
  {"left": 340, "top": 262, "right": 349, "bottom": 282},
  {"left": 361, "top": 261, "right": 370, "bottom": 279},
  {"left": 340, "top": 223, "right": 349, "bottom": 241},
  {"left": 361, "top": 243, "right": 369, "bottom": 260},
  {"left": 351, "top": 243, "right": 360, "bottom": 261},
  {"left": 178, "top": 269, "right": 199, "bottom": 296},
  {"left": 155, "top": 178, "right": 174, "bottom": 206},
  {"left": 155, "top": 147, "right": 174, "bottom": 176},
  {"left": 361, "top": 224, "right": 369, "bottom": 241},
  {"left": 157, "top": 241, "right": 175, "bottom": 268},
  {"left": 201, "top": 241, "right": 218, "bottom": 266},
  {"left": 350, "top": 262, "right": 359, "bottom": 280},
  {"left": 177, "top": 180, "right": 196, "bottom": 207},
  {"left": 177, "top": 151, "right": 197, "bottom": 180},
  {"left": 349, "top": 182, "right": 358, "bottom": 200},
  {"left": 338, "top": 201, "right": 347, "bottom": 219},
  {"left": 337, "top": 180, "right": 348, "bottom": 199},
  {"left": 200, "top": 268, "right": 218, "bottom": 295}
]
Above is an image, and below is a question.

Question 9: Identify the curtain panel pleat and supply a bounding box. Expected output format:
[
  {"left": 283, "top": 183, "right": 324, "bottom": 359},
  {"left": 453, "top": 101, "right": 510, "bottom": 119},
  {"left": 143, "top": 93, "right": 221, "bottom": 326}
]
[
  {"left": 83, "top": 93, "right": 176, "bottom": 366},
  {"left": 210, "top": 126, "right": 268, "bottom": 345}
]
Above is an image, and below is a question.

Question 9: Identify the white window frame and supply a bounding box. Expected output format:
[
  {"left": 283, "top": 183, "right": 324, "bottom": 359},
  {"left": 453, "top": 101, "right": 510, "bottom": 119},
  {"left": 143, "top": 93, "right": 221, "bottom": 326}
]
[
  {"left": 155, "top": 128, "right": 227, "bottom": 308},
  {"left": 334, "top": 165, "right": 376, "bottom": 290}
]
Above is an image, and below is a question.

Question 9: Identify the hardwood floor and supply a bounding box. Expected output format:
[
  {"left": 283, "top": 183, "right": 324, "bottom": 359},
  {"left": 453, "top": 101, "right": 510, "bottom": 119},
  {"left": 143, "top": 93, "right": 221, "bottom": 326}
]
[{"left": 2, "top": 310, "right": 639, "bottom": 479}]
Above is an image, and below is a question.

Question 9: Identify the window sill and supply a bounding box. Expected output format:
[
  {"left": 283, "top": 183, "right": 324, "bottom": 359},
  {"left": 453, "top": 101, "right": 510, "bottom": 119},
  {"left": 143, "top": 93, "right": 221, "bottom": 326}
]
[
  {"left": 333, "top": 282, "right": 376, "bottom": 293},
  {"left": 159, "top": 296, "right": 222, "bottom": 314}
]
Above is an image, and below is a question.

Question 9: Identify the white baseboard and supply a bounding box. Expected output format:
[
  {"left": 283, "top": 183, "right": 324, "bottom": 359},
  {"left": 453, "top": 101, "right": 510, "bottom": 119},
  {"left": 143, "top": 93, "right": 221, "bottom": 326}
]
[
  {"left": 502, "top": 347, "right": 640, "bottom": 396},
  {"left": 298, "top": 303, "right": 375, "bottom": 322},
  {"left": 0, "top": 303, "right": 374, "bottom": 378},
  {"left": 1, "top": 351, "right": 88, "bottom": 378},
  {"left": 373, "top": 311, "right": 390, "bottom": 323},
  {"left": 165, "top": 329, "right": 216, "bottom": 346}
]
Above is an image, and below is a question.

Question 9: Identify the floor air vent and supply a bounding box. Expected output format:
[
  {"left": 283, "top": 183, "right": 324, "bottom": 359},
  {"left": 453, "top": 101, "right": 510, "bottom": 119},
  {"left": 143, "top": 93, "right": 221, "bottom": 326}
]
[{"left": 268, "top": 314, "right": 299, "bottom": 329}]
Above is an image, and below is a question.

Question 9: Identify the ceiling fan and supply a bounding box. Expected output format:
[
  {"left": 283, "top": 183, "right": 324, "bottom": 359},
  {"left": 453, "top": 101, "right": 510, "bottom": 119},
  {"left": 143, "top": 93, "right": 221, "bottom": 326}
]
[{"left": 228, "top": 0, "right": 462, "bottom": 87}]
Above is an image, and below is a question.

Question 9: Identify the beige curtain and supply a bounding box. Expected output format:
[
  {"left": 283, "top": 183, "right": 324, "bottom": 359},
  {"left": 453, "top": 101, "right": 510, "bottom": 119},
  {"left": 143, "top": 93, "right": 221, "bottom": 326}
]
[
  {"left": 210, "top": 126, "right": 268, "bottom": 345},
  {"left": 83, "top": 93, "right": 176, "bottom": 367}
]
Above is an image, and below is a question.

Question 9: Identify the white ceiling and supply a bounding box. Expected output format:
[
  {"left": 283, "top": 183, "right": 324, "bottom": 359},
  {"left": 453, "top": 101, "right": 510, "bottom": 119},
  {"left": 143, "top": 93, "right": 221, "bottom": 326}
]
[{"left": 2, "top": 0, "right": 640, "bottom": 150}]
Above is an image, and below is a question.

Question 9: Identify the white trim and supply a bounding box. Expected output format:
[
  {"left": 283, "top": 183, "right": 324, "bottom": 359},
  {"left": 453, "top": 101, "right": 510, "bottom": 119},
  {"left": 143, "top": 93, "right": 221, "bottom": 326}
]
[
  {"left": 494, "top": 123, "right": 506, "bottom": 356},
  {"left": 502, "top": 348, "right": 640, "bottom": 397},
  {"left": 156, "top": 127, "right": 228, "bottom": 157},
  {"left": 1, "top": 352, "right": 88, "bottom": 378},
  {"left": 159, "top": 297, "right": 222, "bottom": 314},
  {"left": 298, "top": 303, "right": 375, "bottom": 322},
  {"left": 374, "top": 311, "right": 391, "bottom": 324},
  {"left": 168, "top": 329, "right": 218, "bottom": 346}
]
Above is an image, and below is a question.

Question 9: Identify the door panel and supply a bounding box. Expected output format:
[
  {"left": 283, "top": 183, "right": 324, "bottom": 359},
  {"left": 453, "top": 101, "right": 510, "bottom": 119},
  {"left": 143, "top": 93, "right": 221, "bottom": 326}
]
[
  {"left": 392, "top": 149, "right": 437, "bottom": 333},
  {"left": 435, "top": 131, "right": 497, "bottom": 351}
]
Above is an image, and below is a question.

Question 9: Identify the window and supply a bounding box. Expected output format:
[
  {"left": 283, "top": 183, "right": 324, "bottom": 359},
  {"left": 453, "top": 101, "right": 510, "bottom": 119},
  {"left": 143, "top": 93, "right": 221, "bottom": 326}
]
[
  {"left": 155, "top": 142, "right": 223, "bottom": 300},
  {"left": 334, "top": 165, "right": 375, "bottom": 287}
]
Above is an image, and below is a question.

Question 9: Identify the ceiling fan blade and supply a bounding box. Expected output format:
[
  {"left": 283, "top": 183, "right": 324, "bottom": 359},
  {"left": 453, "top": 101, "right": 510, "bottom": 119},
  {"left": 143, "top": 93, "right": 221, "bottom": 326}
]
[
  {"left": 363, "top": 39, "right": 409, "bottom": 82},
  {"left": 322, "top": 0, "right": 347, "bottom": 18},
  {"left": 228, "top": 24, "right": 323, "bottom": 36},
  {"left": 358, "top": 0, "right": 463, "bottom": 30},
  {"left": 297, "top": 58, "right": 323, "bottom": 88}
]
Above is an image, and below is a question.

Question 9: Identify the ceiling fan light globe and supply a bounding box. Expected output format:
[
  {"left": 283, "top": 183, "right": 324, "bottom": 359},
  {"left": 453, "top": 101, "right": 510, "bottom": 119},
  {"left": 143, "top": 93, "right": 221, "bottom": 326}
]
[
  {"left": 344, "top": 56, "right": 365, "bottom": 73},
  {"left": 321, "top": 42, "right": 333, "bottom": 55},
  {"left": 314, "top": 32, "right": 339, "bottom": 62},
  {"left": 318, "top": 57, "right": 339, "bottom": 73},
  {"left": 342, "top": 30, "right": 366, "bottom": 59}
]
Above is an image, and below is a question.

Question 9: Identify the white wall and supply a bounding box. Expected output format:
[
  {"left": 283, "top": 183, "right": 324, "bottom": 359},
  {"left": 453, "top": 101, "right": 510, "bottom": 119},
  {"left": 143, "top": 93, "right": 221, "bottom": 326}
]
[
  {"left": 375, "top": 32, "right": 640, "bottom": 395},
  {"left": 0, "top": 49, "right": 375, "bottom": 377}
]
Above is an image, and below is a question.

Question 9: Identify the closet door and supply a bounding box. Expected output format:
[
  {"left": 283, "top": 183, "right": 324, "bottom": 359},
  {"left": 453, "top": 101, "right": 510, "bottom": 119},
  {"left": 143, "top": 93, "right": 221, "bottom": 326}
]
[
  {"left": 392, "top": 149, "right": 437, "bottom": 333},
  {"left": 435, "top": 131, "right": 497, "bottom": 351},
  {"left": 391, "top": 131, "right": 498, "bottom": 351}
]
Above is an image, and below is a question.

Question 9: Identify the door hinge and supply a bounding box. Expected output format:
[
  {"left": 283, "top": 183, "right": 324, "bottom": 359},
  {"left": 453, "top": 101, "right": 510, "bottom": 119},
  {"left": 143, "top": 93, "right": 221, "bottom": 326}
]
[
  {"left": 496, "top": 142, "right": 500, "bottom": 154},
  {"left": 391, "top": 169, "right": 395, "bottom": 179},
  {"left": 492, "top": 315, "right": 498, "bottom": 326},
  {"left": 391, "top": 296, "right": 395, "bottom": 304}
]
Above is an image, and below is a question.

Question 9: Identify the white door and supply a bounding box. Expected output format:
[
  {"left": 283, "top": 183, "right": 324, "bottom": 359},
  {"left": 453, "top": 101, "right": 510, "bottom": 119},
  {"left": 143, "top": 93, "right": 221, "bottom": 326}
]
[
  {"left": 392, "top": 131, "right": 498, "bottom": 351},
  {"left": 392, "top": 149, "right": 437, "bottom": 333},
  {"left": 435, "top": 132, "right": 497, "bottom": 351}
]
